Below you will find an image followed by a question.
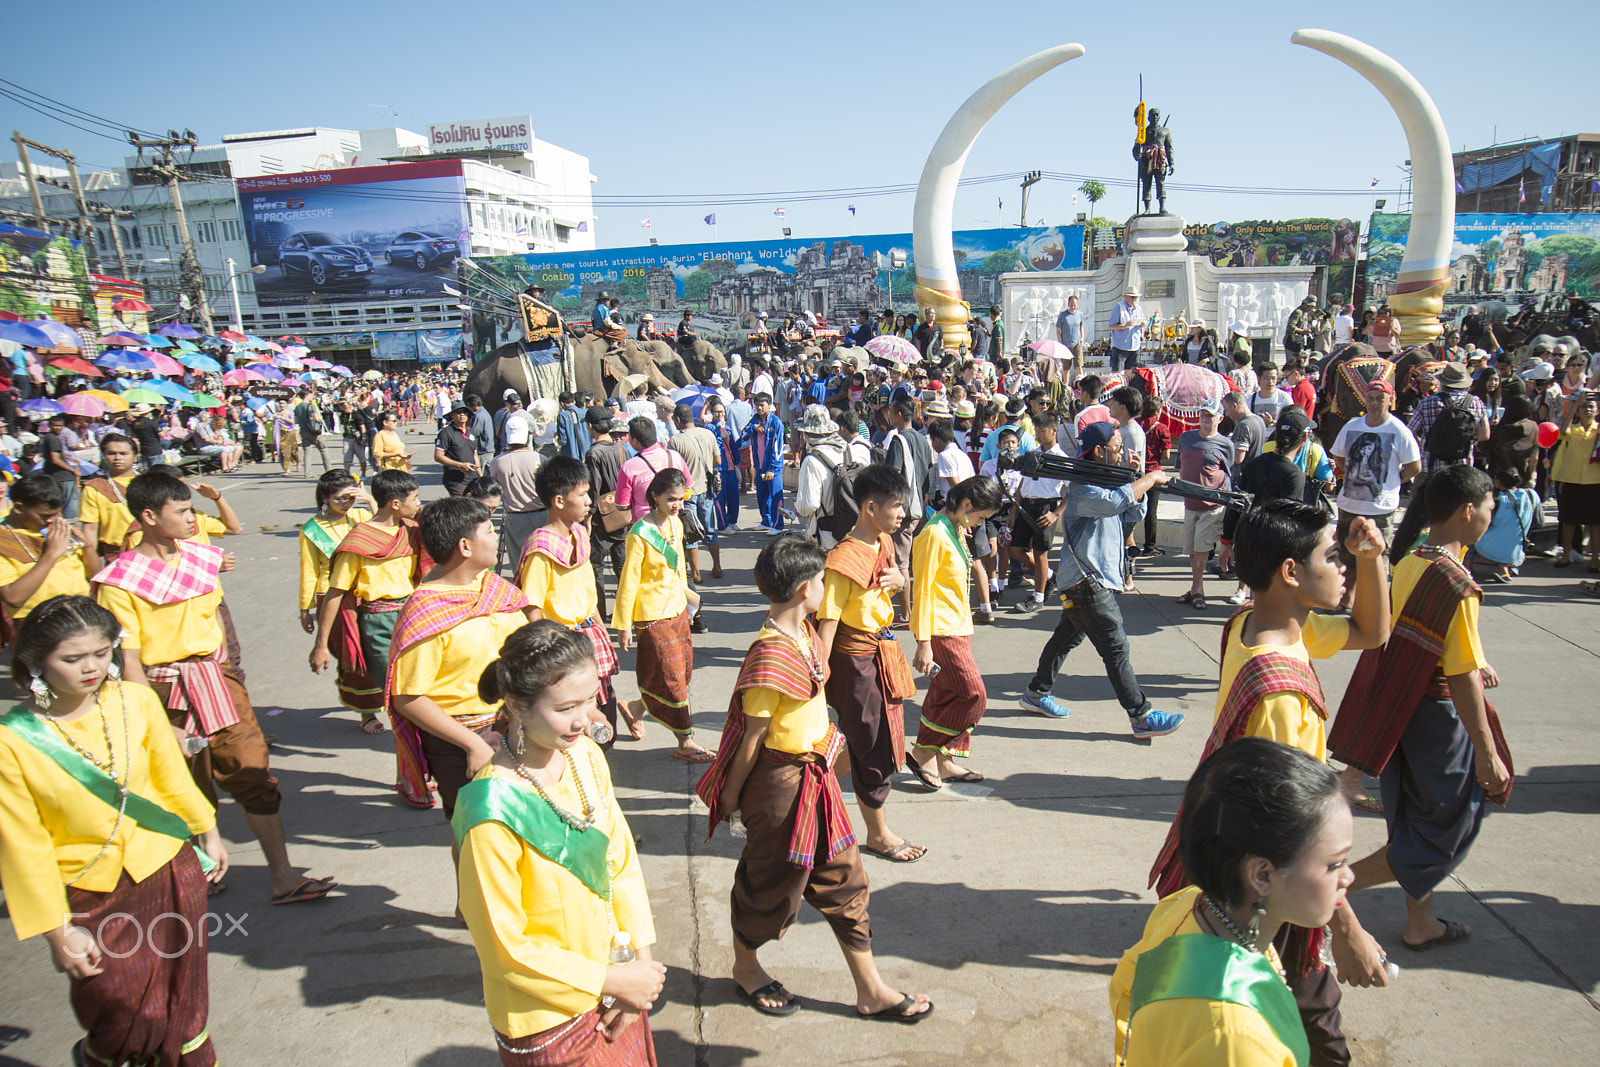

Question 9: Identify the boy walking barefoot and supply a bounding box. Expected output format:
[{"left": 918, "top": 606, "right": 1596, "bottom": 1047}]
[
  {"left": 697, "top": 536, "right": 933, "bottom": 1022},
  {"left": 815, "top": 464, "right": 925, "bottom": 863}
]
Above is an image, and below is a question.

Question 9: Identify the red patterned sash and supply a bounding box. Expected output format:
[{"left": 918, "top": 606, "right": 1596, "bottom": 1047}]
[
  {"left": 93, "top": 542, "right": 223, "bottom": 606},
  {"left": 385, "top": 573, "right": 529, "bottom": 802}
]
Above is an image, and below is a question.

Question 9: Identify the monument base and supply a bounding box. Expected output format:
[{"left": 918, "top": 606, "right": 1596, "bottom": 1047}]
[{"left": 999, "top": 214, "right": 1318, "bottom": 372}]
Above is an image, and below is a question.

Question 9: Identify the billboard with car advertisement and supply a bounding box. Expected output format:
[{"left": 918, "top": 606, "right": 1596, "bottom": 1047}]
[{"left": 237, "top": 160, "right": 470, "bottom": 307}]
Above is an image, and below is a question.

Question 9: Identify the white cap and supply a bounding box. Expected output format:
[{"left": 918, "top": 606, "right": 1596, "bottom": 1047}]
[
  {"left": 710, "top": 372, "right": 724, "bottom": 384},
  {"left": 505, "top": 418, "right": 530, "bottom": 446},
  {"left": 503, "top": 387, "right": 520, "bottom": 401}
]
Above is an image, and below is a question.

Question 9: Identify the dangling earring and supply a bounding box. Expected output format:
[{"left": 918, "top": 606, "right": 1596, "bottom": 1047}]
[
  {"left": 1247, "top": 899, "right": 1267, "bottom": 945},
  {"left": 513, "top": 720, "right": 526, "bottom": 757},
  {"left": 107, "top": 660, "right": 122, "bottom": 680},
  {"left": 29, "top": 669, "right": 52, "bottom": 710}
]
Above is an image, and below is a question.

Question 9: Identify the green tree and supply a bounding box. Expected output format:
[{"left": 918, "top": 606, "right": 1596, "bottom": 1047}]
[
  {"left": 981, "top": 248, "right": 1023, "bottom": 273},
  {"left": 1078, "top": 179, "right": 1106, "bottom": 214},
  {"left": 617, "top": 273, "right": 645, "bottom": 301},
  {"left": 682, "top": 268, "right": 715, "bottom": 303}
]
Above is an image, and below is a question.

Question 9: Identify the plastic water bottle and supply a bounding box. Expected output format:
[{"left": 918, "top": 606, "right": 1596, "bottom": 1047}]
[
  {"left": 600, "top": 931, "right": 635, "bottom": 1009},
  {"left": 728, "top": 812, "right": 747, "bottom": 839},
  {"left": 587, "top": 720, "right": 614, "bottom": 746},
  {"left": 182, "top": 735, "right": 210, "bottom": 757}
]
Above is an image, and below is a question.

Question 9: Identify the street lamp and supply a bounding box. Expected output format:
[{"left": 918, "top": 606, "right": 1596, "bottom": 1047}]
[{"left": 225, "top": 257, "right": 266, "bottom": 333}]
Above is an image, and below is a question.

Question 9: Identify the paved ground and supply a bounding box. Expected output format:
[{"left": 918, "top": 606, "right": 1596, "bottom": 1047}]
[{"left": 3, "top": 429, "right": 1598, "bottom": 1066}]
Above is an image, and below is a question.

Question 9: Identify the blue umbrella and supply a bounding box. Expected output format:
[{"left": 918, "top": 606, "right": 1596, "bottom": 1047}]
[
  {"left": 245, "top": 363, "right": 285, "bottom": 381},
  {"left": 140, "top": 334, "right": 173, "bottom": 348},
  {"left": 0, "top": 321, "right": 55, "bottom": 347},
  {"left": 170, "top": 338, "right": 200, "bottom": 352},
  {"left": 97, "top": 349, "right": 156, "bottom": 372},
  {"left": 670, "top": 384, "right": 719, "bottom": 419},
  {"left": 244, "top": 396, "right": 270, "bottom": 411},
  {"left": 157, "top": 323, "right": 202, "bottom": 339},
  {"left": 28, "top": 319, "right": 84, "bottom": 350},
  {"left": 177, "top": 352, "right": 222, "bottom": 373},
  {"left": 146, "top": 379, "right": 196, "bottom": 405},
  {"left": 20, "top": 398, "right": 65, "bottom": 416}
]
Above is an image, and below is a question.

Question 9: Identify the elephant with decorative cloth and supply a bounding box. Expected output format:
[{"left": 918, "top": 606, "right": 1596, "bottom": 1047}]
[{"left": 465, "top": 334, "right": 722, "bottom": 415}]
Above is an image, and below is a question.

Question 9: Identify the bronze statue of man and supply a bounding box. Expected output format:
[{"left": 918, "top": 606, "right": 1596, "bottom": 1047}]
[{"left": 1133, "top": 108, "right": 1174, "bottom": 215}]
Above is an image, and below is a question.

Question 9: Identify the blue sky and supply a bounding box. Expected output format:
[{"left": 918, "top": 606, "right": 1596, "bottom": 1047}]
[{"left": 4, "top": 0, "right": 1596, "bottom": 247}]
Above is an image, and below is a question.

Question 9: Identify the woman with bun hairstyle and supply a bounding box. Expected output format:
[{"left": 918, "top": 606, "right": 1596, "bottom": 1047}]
[
  {"left": 0, "top": 595, "right": 226, "bottom": 1066},
  {"left": 453, "top": 620, "right": 663, "bottom": 1064}
]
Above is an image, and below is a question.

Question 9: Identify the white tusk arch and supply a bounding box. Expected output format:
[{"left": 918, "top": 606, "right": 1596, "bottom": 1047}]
[
  {"left": 913, "top": 43, "right": 1085, "bottom": 354},
  {"left": 1291, "top": 28, "right": 1454, "bottom": 344}
]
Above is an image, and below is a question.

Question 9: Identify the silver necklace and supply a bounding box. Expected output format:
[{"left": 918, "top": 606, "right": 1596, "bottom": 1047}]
[
  {"left": 1201, "top": 894, "right": 1255, "bottom": 951},
  {"left": 764, "top": 615, "right": 824, "bottom": 683},
  {"left": 502, "top": 739, "right": 597, "bottom": 832}
]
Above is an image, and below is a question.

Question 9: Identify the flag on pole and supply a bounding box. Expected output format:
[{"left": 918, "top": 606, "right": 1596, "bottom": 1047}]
[
  {"left": 1592, "top": 179, "right": 1600, "bottom": 194},
  {"left": 847, "top": 204, "right": 856, "bottom": 216},
  {"left": 1370, "top": 178, "right": 1380, "bottom": 189},
  {"left": 575, "top": 221, "right": 588, "bottom": 232},
  {"left": 514, "top": 224, "right": 530, "bottom": 237},
  {"left": 1455, "top": 179, "right": 1465, "bottom": 193},
  {"left": 998, "top": 197, "right": 1003, "bottom": 212},
  {"left": 1519, "top": 177, "right": 1526, "bottom": 204},
  {"left": 773, "top": 207, "right": 785, "bottom": 218},
  {"left": 704, "top": 213, "right": 716, "bottom": 225},
  {"left": 640, "top": 216, "right": 651, "bottom": 228}
]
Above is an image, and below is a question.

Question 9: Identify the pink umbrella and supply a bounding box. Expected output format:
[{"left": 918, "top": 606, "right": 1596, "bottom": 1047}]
[
  {"left": 59, "top": 392, "right": 109, "bottom": 417},
  {"left": 1030, "top": 339, "right": 1071, "bottom": 358},
  {"left": 863, "top": 335, "right": 919, "bottom": 364},
  {"left": 143, "top": 350, "right": 187, "bottom": 376},
  {"left": 301, "top": 357, "right": 332, "bottom": 369},
  {"left": 281, "top": 377, "right": 306, "bottom": 387},
  {"left": 263, "top": 341, "right": 284, "bottom": 353},
  {"left": 222, "top": 368, "right": 265, "bottom": 386}
]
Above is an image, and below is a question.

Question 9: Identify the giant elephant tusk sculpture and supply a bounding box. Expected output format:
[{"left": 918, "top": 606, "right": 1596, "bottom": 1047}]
[
  {"left": 1292, "top": 28, "right": 1455, "bottom": 345},
  {"left": 912, "top": 43, "right": 1085, "bottom": 356}
]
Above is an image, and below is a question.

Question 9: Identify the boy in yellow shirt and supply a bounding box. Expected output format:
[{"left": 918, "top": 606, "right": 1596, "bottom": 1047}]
[
  {"left": 516, "top": 455, "right": 626, "bottom": 746},
  {"left": 78, "top": 432, "right": 137, "bottom": 574},
  {"left": 0, "top": 475, "right": 91, "bottom": 641},
  {"left": 96, "top": 470, "right": 334, "bottom": 905},
  {"left": 697, "top": 535, "right": 932, "bottom": 1022},
  {"left": 1150, "top": 498, "right": 1393, "bottom": 1066},
  {"left": 389, "top": 497, "right": 532, "bottom": 832}
]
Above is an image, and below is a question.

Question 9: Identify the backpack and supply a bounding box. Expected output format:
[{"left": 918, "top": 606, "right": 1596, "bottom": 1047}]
[
  {"left": 820, "top": 449, "right": 867, "bottom": 542},
  {"left": 1424, "top": 392, "right": 1477, "bottom": 463}
]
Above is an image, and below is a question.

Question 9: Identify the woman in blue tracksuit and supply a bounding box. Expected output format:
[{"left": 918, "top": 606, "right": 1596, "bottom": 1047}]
[
  {"left": 703, "top": 396, "right": 741, "bottom": 532},
  {"left": 735, "top": 393, "right": 786, "bottom": 531}
]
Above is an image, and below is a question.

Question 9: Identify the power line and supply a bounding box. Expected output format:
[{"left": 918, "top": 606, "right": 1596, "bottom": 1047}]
[
  {"left": 0, "top": 87, "right": 128, "bottom": 143},
  {"left": 0, "top": 78, "right": 164, "bottom": 140}
]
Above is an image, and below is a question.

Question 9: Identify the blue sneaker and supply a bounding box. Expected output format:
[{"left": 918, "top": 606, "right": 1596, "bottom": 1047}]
[
  {"left": 1020, "top": 691, "right": 1071, "bottom": 718},
  {"left": 1131, "top": 710, "right": 1185, "bottom": 738}
]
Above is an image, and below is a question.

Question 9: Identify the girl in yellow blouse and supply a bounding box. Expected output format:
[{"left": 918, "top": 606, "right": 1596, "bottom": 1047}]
[
  {"left": 372, "top": 409, "right": 411, "bottom": 471},
  {"left": 298, "top": 471, "right": 377, "bottom": 729},
  {"left": 1111, "top": 737, "right": 1353, "bottom": 1067},
  {"left": 1551, "top": 391, "right": 1599, "bottom": 570},
  {"left": 0, "top": 595, "right": 226, "bottom": 1067},
  {"left": 907, "top": 475, "right": 1003, "bottom": 788},
  {"left": 456, "top": 621, "right": 665, "bottom": 1064},
  {"left": 611, "top": 468, "right": 711, "bottom": 762}
]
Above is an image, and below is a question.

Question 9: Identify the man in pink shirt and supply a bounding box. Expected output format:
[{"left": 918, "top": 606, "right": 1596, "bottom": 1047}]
[
  {"left": 1074, "top": 374, "right": 1115, "bottom": 436},
  {"left": 613, "top": 416, "right": 689, "bottom": 520}
]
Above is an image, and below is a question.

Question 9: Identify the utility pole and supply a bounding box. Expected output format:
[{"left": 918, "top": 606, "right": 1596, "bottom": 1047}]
[
  {"left": 11, "top": 131, "right": 47, "bottom": 229},
  {"left": 128, "top": 129, "right": 212, "bottom": 334},
  {"left": 11, "top": 133, "right": 108, "bottom": 273},
  {"left": 1019, "top": 170, "right": 1041, "bottom": 228},
  {"left": 96, "top": 207, "right": 133, "bottom": 278}
]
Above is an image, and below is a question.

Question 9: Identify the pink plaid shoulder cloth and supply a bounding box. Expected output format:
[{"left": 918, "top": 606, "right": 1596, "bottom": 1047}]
[{"left": 93, "top": 542, "right": 224, "bottom": 605}]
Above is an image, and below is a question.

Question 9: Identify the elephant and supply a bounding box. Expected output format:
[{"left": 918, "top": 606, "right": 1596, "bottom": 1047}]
[{"left": 465, "top": 335, "right": 726, "bottom": 415}]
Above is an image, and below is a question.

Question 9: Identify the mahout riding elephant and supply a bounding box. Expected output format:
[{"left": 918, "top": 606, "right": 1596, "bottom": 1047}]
[{"left": 465, "top": 335, "right": 727, "bottom": 414}]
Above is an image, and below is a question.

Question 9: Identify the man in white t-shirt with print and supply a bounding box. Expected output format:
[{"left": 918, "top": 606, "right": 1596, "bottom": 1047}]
[{"left": 1330, "top": 379, "right": 1421, "bottom": 608}]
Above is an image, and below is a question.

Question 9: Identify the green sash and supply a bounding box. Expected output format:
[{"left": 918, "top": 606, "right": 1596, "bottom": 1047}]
[
  {"left": 631, "top": 519, "right": 682, "bottom": 576},
  {"left": 300, "top": 516, "right": 339, "bottom": 558},
  {"left": 0, "top": 706, "right": 216, "bottom": 873},
  {"left": 451, "top": 775, "right": 611, "bottom": 900},
  {"left": 1130, "top": 933, "right": 1308, "bottom": 1067},
  {"left": 928, "top": 512, "right": 971, "bottom": 569}
]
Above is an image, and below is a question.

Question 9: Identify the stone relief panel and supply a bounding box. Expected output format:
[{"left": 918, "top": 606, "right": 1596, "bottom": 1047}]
[
  {"left": 1003, "top": 281, "right": 1096, "bottom": 351},
  {"left": 1216, "top": 279, "right": 1309, "bottom": 339}
]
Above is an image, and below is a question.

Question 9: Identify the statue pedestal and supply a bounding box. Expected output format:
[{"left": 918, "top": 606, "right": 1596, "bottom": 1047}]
[
  {"left": 1123, "top": 214, "right": 1188, "bottom": 253},
  {"left": 998, "top": 212, "right": 1317, "bottom": 372}
]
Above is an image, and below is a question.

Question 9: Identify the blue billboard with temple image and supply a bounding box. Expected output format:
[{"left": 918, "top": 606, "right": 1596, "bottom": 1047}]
[{"left": 464, "top": 226, "right": 1083, "bottom": 334}]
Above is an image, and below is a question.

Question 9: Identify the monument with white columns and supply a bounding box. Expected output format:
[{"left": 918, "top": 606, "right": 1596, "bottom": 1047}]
[{"left": 1001, "top": 213, "right": 1317, "bottom": 372}]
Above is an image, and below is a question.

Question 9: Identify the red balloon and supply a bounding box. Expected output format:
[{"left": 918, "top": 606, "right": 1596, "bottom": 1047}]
[{"left": 1537, "top": 421, "right": 1561, "bottom": 449}]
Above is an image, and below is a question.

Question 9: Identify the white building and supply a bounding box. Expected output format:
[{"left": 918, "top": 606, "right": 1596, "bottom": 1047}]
[{"left": 0, "top": 121, "right": 596, "bottom": 361}]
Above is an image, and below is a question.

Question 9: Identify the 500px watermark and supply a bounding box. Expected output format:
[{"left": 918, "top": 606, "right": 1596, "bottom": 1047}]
[{"left": 63, "top": 911, "right": 248, "bottom": 959}]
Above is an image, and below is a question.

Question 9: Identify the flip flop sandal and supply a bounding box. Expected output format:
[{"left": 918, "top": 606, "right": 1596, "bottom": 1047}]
[
  {"left": 1351, "top": 795, "right": 1385, "bottom": 814},
  {"left": 861, "top": 841, "right": 926, "bottom": 863},
  {"left": 859, "top": 995, "right": 935, "bottom": 1024},
  {"left": 739, "top": 980, "right": 801, "bottom": 1017},
  {"left": 393, "top": 784, "right": 437, "bottom": 810},
  {"left": 360, "top": 716, "right": 388, "bottom": 735},
  {"left": 941, "top": 770, "right": 985, "bottom": 784},
  {"left": 1581, "top": 580, "right": 1600, "bottom": 597},
  {"left": 1191, "top": 596, "right": 1209, "bottom": 611},
  {"left": 1403, "top": 918, "right": 1470, "bottom": 951},
  {"left": 1176, "top": 590, "right": 1197, "bottom": 605},
  {"left": 272, "top": 876, "right": 338, "bottom": 906},
  {"left": 905, "top": 752, "right": 942, "bottom": 791},
  {"left": 671, "top": 746, "right": 717, "bottom": 763}
]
